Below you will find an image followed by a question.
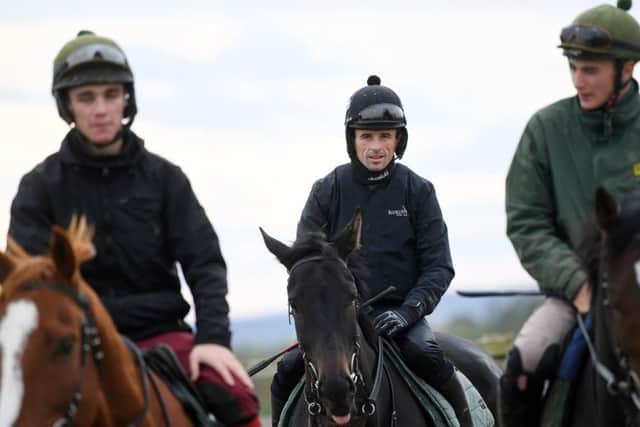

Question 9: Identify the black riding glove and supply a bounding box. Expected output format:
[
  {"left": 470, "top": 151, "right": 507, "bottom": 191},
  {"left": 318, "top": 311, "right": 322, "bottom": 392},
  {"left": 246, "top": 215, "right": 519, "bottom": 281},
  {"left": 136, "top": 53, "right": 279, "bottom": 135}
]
[{"left": 373, "top": 302, "right": 423, "bottom": 337}]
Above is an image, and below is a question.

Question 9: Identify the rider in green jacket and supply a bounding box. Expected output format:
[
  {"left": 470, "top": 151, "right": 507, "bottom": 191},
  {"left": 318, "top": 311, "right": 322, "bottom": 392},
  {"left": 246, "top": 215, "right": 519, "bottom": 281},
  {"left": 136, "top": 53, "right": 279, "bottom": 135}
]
[{"left": 501, "top": 1, "right": 640, "bottom": 426}]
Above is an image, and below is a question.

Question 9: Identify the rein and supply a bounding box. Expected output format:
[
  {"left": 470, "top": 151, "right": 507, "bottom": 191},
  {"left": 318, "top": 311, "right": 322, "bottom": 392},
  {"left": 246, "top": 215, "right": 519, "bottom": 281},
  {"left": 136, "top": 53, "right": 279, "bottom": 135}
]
[
  {"left": 598, "top": 245, "right": 640, "bottom": 412},
  {"left": 576, "top": 314, "right": 640, "bottom": 410},
  {"left": 18, "top": 281, "right": 154, "bottom": 427},
  {"left": 288, "top": 255, "right": 396, "bottom": 423},
  {"left": 577, "top": 241, "right": 640, "bottom": 422}
]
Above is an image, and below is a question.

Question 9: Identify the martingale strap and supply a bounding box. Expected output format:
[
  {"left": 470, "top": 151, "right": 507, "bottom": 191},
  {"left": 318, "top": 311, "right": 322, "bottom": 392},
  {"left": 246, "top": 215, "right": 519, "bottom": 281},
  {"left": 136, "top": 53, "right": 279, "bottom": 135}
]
[
  {"left": 361, "top": 337, "right": 387, "bottom": 416},
  {"left": 121, "top": 336, "right": 155, "bottom": 427}
]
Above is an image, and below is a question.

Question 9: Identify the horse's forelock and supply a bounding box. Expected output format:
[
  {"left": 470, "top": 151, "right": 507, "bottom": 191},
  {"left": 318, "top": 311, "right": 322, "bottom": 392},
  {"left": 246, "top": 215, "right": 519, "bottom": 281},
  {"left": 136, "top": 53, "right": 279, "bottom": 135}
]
[
  {"left": 288, "top": 232, "right": 370, "bottom": 300},
  {"left": 289, "top": 232, "right": 332, "bottom": 258}
]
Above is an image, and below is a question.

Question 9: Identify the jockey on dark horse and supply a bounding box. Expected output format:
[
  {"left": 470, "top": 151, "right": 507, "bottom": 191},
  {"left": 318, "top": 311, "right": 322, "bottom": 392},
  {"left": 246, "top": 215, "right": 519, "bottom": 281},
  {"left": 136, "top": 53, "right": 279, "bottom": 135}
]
[
  {"left": 502, "top": 1, "right": 640, "bottom": 425},
  {"left": 8, "top": 30, "right": 260, "bottom": 427},
  {"left": 270, "top": 76, "right": 474, "bottom": 427}
]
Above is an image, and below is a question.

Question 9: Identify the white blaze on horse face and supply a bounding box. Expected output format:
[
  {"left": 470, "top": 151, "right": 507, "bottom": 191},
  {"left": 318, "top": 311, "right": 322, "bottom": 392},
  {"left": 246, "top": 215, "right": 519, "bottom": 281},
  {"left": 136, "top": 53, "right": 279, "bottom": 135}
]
[
  {"left": 635, "top": 261, "right": 640, "bottom": 287},
  {"left": 0, "top": 300, "right": 38, "bottom": 427}
]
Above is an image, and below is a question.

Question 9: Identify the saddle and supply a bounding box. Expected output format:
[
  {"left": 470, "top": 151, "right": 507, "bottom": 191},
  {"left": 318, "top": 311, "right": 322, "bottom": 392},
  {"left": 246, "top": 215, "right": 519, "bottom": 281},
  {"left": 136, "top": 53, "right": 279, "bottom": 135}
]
[
  {"left": 142, "top": 344, "right": 219, "bottom": 427},
  {"left": 279, "top": 339, "right": 494, "bottom": 427}
]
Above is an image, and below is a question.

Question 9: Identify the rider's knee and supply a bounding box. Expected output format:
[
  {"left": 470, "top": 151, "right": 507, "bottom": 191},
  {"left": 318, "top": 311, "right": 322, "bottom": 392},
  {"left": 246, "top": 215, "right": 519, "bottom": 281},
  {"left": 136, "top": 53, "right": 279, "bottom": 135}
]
[
  {"left": 501, "top": 344, "right": 560, "bottom": 397},
  {"left": 401, "top": 338, "right": 454, "bottom": 387}
]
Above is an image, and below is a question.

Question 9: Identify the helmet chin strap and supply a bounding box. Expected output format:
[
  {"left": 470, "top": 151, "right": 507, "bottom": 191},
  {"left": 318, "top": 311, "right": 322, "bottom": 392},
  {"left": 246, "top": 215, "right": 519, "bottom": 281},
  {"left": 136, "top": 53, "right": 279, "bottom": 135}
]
[{"left": 606, "top": 59, "right": 629, "bottom": 108}]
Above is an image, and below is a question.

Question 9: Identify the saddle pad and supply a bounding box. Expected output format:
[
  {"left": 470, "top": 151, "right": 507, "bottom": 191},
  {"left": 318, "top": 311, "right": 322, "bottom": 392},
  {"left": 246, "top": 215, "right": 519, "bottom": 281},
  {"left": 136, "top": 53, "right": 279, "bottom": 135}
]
[
  {"left": 278, "top": 340, "right": 495, "bottom": 427},
  {"left": 539, "top": 379, "right": 571, "bottom": 427},
  {"left": 383, "top": 339, "right": 495, "bottom": 427}
]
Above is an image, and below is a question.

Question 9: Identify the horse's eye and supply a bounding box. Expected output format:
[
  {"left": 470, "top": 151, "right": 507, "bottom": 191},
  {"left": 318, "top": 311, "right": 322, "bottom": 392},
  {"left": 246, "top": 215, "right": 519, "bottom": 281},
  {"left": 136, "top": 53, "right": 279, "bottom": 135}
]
[
  {"left": 289, "top": 302, "right": 298, "bottom": 315},
  {"left": 54, "top": 337, "right": 75, "bottom": 358}
]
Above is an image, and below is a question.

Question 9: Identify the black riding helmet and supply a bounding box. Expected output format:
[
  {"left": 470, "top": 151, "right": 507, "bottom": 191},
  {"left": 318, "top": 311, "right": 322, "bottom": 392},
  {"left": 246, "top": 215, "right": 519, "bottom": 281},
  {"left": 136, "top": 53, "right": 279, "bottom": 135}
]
[
  {"left": 52, "top": 30, "right": 137, "bottom": 126},
  {"left": 345, "top": 75, "right": 408, "bottom": 160}
]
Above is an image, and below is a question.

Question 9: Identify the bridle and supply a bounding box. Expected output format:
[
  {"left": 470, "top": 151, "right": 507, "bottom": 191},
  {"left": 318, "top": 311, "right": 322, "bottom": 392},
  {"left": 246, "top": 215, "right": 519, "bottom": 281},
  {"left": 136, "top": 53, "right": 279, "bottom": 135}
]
[
  {"left": 577, "top": 236, "right": 640, "bottom": 423},
  {"left": 15, "top": 281, "right": 154, "bottom": 427},
  {"left": 287, "top": 255, "right": 393, "bottom": 424}
]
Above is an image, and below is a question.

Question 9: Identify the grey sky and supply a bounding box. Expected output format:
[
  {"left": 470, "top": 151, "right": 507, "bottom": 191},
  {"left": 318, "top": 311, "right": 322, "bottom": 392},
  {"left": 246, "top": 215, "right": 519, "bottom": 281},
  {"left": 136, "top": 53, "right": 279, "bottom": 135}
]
[{"left": 0, "top": 0, "right": 627, "bottom": 318}]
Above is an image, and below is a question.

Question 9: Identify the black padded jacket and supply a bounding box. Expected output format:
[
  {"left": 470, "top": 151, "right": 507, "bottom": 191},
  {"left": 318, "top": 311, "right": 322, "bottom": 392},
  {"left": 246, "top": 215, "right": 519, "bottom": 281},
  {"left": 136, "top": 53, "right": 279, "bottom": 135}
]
[
  {"left": 9, "top": 129, "right": 231, "bottom": 347},
  {"left": 297, "top": 162, "right": 454, "bottom": 315}
]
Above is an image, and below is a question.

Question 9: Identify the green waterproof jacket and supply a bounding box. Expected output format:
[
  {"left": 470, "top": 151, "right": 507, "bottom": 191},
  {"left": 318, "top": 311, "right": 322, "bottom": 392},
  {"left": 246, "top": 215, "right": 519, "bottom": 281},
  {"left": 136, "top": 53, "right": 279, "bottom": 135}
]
[{"left": 506, "top": 79, "right": 640, "bottom": 301}]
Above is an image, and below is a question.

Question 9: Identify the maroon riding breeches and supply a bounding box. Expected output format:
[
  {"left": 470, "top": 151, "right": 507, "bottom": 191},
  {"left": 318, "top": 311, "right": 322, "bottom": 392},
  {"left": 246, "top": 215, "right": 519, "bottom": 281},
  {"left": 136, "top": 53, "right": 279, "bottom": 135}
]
[{"left": 136, "top": 332, "right": 260, "bottom": 427}]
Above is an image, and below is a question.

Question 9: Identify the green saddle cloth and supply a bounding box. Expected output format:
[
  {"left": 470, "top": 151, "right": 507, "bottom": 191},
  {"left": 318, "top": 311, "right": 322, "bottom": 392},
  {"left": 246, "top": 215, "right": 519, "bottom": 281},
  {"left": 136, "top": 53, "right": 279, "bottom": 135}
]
[
  {"left": 539, "top": 379, "right": 572, "bottom": 427},
  {"left": 279, "top": 339, "right": 495, "bottom": 427}
]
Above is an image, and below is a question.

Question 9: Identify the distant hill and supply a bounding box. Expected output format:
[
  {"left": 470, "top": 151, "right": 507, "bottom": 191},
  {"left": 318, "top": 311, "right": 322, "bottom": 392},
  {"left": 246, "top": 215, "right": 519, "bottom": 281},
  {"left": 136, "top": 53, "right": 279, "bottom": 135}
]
[
  {"left": 231, "top": 292, "right": 542, "bottom": 349},
  {"left": 231, "top": 311, "right": 296, "bottom": 349}
]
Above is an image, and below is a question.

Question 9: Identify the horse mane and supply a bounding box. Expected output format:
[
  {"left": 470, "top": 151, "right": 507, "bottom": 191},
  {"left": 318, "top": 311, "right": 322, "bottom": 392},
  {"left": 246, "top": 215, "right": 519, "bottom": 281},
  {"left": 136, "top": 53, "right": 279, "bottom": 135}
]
[
  {"left": 6, "top": 214, "right": 95, "bottom": 264},
  {"left": 2, "top": 215, "right": 95, "bottom": 294},
  {"left": 287, "top": 231, "right": 371, "bottom": 302}
]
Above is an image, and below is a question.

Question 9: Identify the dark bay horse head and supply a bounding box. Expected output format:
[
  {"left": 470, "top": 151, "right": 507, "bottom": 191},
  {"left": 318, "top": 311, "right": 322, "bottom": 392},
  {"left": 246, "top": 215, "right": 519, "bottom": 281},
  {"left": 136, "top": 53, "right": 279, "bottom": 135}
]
[
  {"left": 261, "top": 211, "right": 370, "bottom": 425},
  {"left": 571, "top": 187, "right": 640, "bottom": 426},
  {"left": 0, "top": 216, "right": 193, "bottom": 427},
  {"left": 594, "top": 188, "right": 640, "bottom": 387}
]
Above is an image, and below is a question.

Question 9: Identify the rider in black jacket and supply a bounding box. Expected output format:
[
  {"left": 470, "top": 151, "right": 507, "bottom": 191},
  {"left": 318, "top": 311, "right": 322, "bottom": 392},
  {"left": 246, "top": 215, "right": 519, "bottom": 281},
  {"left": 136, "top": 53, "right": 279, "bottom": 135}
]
[
  {"left": 9, "top": 30, "right": 260, "bottom": 427},
  {"left": 270, "top": 76, "right": 473, "bottom": 427},
  {"left": 298, "top": 163, "right": 452, "bottom": 315},
  {"left": 11, "top": 129, "right": 230, "bottom": 345}
]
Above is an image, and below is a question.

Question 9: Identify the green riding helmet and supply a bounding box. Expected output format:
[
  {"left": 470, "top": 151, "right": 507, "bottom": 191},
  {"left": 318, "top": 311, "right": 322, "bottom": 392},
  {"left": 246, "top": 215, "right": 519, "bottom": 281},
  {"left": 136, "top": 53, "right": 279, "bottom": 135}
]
[
  {"left": 559, "top": 0, "right": 640, "bottom": 60},
  {"left": 52, "top": 30, "right": 137, "bottom": 125}
]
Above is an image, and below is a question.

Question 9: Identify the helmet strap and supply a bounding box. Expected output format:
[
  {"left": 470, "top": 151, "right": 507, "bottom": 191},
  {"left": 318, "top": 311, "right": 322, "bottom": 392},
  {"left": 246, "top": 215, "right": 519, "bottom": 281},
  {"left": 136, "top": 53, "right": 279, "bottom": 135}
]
[{"left": 607, "top": 59, "right": 628, "bottom": 108}]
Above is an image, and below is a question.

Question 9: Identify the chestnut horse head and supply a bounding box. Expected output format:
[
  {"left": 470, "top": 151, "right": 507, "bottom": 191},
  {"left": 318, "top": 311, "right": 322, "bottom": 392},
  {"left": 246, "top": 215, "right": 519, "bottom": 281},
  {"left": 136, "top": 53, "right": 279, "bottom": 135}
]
[{"left": 0, "top": 216, "right": 193, "bottom": 427}]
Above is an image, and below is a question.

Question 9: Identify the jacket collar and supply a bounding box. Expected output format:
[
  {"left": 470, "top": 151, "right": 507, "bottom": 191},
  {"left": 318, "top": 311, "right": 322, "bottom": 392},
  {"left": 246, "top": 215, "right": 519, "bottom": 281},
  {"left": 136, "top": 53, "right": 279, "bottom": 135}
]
[
  {"left": 59, "top": 128, "right": 145, "bottom": 168},
  {"left": 577, "top": 79, "right": 640, "bottom": 142},
  {"left": 350, "top": 158, "right": 396, "bottom": 186}
]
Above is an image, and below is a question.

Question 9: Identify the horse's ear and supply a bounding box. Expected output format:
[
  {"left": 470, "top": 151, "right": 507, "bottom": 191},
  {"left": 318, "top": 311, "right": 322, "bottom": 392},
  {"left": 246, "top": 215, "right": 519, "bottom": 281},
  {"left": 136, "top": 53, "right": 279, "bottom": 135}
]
[
  {"left": 333, "top": 208, "right": 362, "bottom": 259},
  {"left": 595, "top": 187, "right": 619, "bottom": 232},
  {"left": 0, "top": 251, "right": 16, "bottom": 283},
  {"left": 260, "top": 227, "right": 294, "bottom": 269},
  {"left": 50, "top": 225, "right": 77, "bottom": 283}
]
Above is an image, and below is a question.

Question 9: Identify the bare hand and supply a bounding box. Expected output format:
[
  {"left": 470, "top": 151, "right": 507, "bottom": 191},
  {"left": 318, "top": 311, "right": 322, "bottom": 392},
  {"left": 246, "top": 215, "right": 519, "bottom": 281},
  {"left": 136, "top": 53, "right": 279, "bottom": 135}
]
[
  {"left": 573, "top": 281, "right": 592, "bottom": 314},
  {"left": 189, "top": 343, "right": 254, "bottom": 389}
]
